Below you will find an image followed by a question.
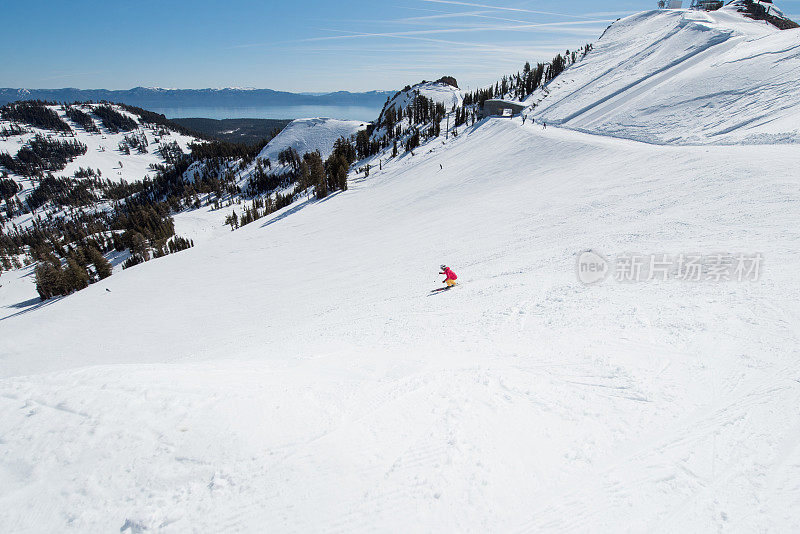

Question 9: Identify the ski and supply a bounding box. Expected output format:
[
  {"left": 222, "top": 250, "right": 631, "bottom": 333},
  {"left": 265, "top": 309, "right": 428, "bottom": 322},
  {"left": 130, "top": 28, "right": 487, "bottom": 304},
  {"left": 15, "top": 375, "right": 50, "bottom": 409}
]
[{"left": 429, "top": 284, "right": 458, "bottom": 294}]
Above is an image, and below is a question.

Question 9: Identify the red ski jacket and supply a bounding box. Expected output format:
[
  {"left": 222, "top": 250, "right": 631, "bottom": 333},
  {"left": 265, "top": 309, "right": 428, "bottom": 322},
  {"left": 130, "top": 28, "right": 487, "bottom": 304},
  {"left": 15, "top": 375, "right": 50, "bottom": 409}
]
[{"left": 441, "top": 267, "right": 457, "bottom": 280}]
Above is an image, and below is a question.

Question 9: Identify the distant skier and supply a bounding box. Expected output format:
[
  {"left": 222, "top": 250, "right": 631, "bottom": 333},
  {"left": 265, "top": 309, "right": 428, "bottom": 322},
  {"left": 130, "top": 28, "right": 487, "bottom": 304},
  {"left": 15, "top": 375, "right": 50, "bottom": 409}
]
[
  {"left": 440, "top": 264, "right": 458, "bottom": 288},
  {"left": 543, "top": 122, "right": 547, "bottom": 130}
]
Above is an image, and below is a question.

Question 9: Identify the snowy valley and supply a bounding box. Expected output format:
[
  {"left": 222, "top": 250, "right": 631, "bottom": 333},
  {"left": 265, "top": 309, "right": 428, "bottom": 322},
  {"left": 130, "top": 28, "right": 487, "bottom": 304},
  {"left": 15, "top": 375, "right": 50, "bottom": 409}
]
[{"left": 2, "top": 3, "right": 800, "bottom": 533}]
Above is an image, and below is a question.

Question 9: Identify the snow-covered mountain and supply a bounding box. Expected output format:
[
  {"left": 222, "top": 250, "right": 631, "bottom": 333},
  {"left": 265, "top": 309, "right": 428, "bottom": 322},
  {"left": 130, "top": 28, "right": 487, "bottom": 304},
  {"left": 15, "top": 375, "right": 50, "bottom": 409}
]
[
  {"left": 378, "top": 79, "right": 463, "bottom": 123},
  {"left": 533, "top": 5, "right": 800, "bottom": 144},
  {"left": 2, "top": 5, "right": 800, "bottom": 532},
  {"left": 0, "top": 102, "right": 213, "bottom": 291},
  {"left": 0, "top": 103, "right": 199, "bottom": 193},
  {"left": 256, "top": 117, "right": 368, "bottom": 162},
  {"left": 0, "top": 101, "right": 202, "bottom": 237}
]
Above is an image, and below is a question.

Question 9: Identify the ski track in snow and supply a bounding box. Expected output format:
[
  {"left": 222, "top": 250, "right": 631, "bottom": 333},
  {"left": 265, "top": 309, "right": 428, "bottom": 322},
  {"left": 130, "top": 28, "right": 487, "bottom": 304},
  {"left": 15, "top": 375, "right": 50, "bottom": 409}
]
[
  {"left": 533, "top": 8, "right": 800, "bottom": 145},
  {"left": 2, "top": 116, "right": 799, "bottom": 532}
]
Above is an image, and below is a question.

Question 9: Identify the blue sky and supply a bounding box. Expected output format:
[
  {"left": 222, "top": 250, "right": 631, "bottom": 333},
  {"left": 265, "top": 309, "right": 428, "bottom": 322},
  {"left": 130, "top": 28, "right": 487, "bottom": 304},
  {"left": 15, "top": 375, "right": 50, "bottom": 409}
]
[{"left": 2, "top": 0, "right": 798, "bottom": 92}]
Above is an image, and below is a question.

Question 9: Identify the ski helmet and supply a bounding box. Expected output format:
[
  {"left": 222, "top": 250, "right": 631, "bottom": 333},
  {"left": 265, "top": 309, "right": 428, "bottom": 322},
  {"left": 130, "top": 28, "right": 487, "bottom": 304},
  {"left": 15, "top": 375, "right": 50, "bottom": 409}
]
[{"left": 440, "top": 264, "right": 447, "bottom": 270}]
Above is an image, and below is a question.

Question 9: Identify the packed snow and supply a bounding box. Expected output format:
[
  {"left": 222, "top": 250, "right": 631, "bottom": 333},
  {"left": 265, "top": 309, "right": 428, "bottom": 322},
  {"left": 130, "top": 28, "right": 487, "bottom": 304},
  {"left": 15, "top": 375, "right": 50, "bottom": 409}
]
[
  {"left": 256, "top": 117, "right": 367, "bottom": 162},
  {"left": 2, "top": 7, "right": 800, "bottom": 533},
  {"left": 3, "top": 116, "right": 800, "bottom": 530},
  {"left": 533, "top": 7, "right": 800, "bottom": 144}
]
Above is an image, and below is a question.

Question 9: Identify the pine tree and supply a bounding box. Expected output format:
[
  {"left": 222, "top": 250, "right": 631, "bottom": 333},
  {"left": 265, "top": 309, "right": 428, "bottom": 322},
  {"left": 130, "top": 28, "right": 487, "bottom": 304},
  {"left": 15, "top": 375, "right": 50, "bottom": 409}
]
[
  {"left": 336, "top": 159, "right": 347, "bottom": 191},
  {"left": 87, "top": 246, "right": 112, "bottom": 279},
  {"left": 306, "top": 152, "right": 327, "bottom": 199},
  {"left": 64, "top": 258, "right": 90, "bottom": 292},
  {"left": 35, "top": 261, "right": 64, "bottom": 300},
  {"left": 298, "top": 160, "right": 310, "bottom": 191},
  {"left": 129, "top": 231, "right": 149, "bottom": 261}
]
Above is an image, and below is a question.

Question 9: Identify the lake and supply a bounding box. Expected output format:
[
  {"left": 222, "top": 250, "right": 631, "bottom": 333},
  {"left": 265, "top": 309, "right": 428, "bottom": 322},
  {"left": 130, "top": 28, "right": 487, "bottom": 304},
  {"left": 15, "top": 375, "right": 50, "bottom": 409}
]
[{"left": 152, "top": 105, "right": 381, "bottom": 122}]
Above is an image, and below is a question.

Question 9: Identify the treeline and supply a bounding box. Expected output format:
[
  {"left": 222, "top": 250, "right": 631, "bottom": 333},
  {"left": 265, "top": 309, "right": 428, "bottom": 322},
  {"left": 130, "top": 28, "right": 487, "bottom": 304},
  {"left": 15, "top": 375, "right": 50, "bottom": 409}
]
[
  {"left": 1, "top": 123, "right": 26, "bottom": 137},
  {"left": 101, "top": 157, "right": 235, "bottom": 212},
  {"left": 0, "top": 154, "right": 206, "bottom": 300},
  {"left": 226, "top": 194, "right": 293, "bottom": 229},
  {"left": 158, "top": 141, "right": 184, "bottom": 165},
  {"left": 93, "top": 104, "right": 138, "bottom": 132},
  {"left": 0, "top": 134, "right": 87, "bottom": 176},
  {"left": 3, "top": 40, "right": 603, "bottom": 303},
  {"left": 189, "top": 139, "right": 267, "bottom": 162},
  {"left": 376, "top": 93, "right": 445, "bottom": 140},
  {"left": 34, "top": 244, "right": 111, "bottom": 299},
  {"left": 230, "top": 136, "right": 358, "bottom": 230},
  {"left": 0, "top": 102, "right": 235, "bottom": 299},
  {"left": 2, "top": 194, "right": 179, "bottom": 260},
  {"left": 367, "top": 93, "right": 448, "bottom": 160},
  {"left": 245, "top": 135, "right": 355, "bottom": 202},
  {"left": 117, "top": 103, "right": 215, "bottom": 140},
  {"left": 26, "top": 175, "right": 97, "bottom": 211},
  {"left": 1, "top": 100, "right": 72, "bottom": 133},
  {"left": 246, "top": 158, "right": 288, "bottom": 196},
  {"left": 17, "top": 200, "right": 195, "bottom": 299},
  {"left": 3, "top": 171, "right": 110, "bottom": 216},
  {"left": 462, "top": 44, "right": 593, "bottom": 107},
  {"left": 120, "top": 131, "right": 149, "bottom": 154},
  {"left": 64, "top": 105, "right": 100, "bottom": 133},
  {"left": 32, "top": 228, "right": 194, "bottom": 299}
]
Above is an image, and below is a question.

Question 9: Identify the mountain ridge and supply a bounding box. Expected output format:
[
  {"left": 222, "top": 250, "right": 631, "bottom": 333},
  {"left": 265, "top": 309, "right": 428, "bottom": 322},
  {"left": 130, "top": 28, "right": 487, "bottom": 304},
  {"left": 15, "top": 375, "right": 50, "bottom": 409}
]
[{"left": 0, "top": 87, "right": 395, "bottom": 109}]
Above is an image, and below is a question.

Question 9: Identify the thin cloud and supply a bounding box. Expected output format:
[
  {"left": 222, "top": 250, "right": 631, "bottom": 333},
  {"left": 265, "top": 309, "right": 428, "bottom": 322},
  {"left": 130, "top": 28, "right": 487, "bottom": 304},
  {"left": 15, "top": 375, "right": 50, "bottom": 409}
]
[
  {"left": 299, "top": 19, "right": 610, "bottom": 42},
  {"left": 397, "top": 9, "right": 583, "bottom": 27},
  {"left": 421, "top": 0, "right": 601, "bottom": 19},
  {"left": 397, "top": 9, "right": 493, "bottom": 22},
  {"left": 582, "top": 10, "right": 640, "bottom": 18},
  {"left": 299, "top": 30, "right": 583, "bottom": 57},
  {"left": 297, "top": 41, "right": 568, "bottom": 53},
  {"left": 230, "top": 19, "right": 605, "bottom": 50},
  {"left": 41, "top": 70, "right": 107, "bottom": 81}
]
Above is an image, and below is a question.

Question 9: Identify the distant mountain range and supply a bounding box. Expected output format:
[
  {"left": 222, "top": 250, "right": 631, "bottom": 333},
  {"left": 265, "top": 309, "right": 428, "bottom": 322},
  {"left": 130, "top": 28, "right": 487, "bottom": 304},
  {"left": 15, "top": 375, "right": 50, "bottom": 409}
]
[{"left": 0, "top": 87, "right": 394, "bottom": 108}]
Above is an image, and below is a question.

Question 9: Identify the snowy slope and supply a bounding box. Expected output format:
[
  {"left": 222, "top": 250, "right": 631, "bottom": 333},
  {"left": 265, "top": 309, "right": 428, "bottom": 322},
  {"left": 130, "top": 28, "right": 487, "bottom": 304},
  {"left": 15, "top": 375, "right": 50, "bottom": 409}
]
[
  {"left": 378, "top": 81, "right": 463, "bottom": 125},
  {"left": 0, "top": 104, "right": 198, "bottom": 187},
  {"left": 370, "top": 80, "right": 464, "bottom": 144},
  {"left": 256, "top": 117, "right": 367, "bottom": 162},
  {"left": 0, "top": 103, "right": 200, "bottom": 235},
  {"left": 2, "top": 114, "right": 800, "bottom": 531},
  {"left": 533, "top": 6, "right": 800, "bottom": 144},
  {"left": 385, "top": 81, "right": 463, "bottom": 115}
]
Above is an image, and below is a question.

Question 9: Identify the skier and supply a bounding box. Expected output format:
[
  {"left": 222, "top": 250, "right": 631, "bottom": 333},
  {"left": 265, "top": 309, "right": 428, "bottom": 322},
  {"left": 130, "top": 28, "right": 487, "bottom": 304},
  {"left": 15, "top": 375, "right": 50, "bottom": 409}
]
[{"left": 440, "top": 264, "right": 458, "bottom": 288}]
